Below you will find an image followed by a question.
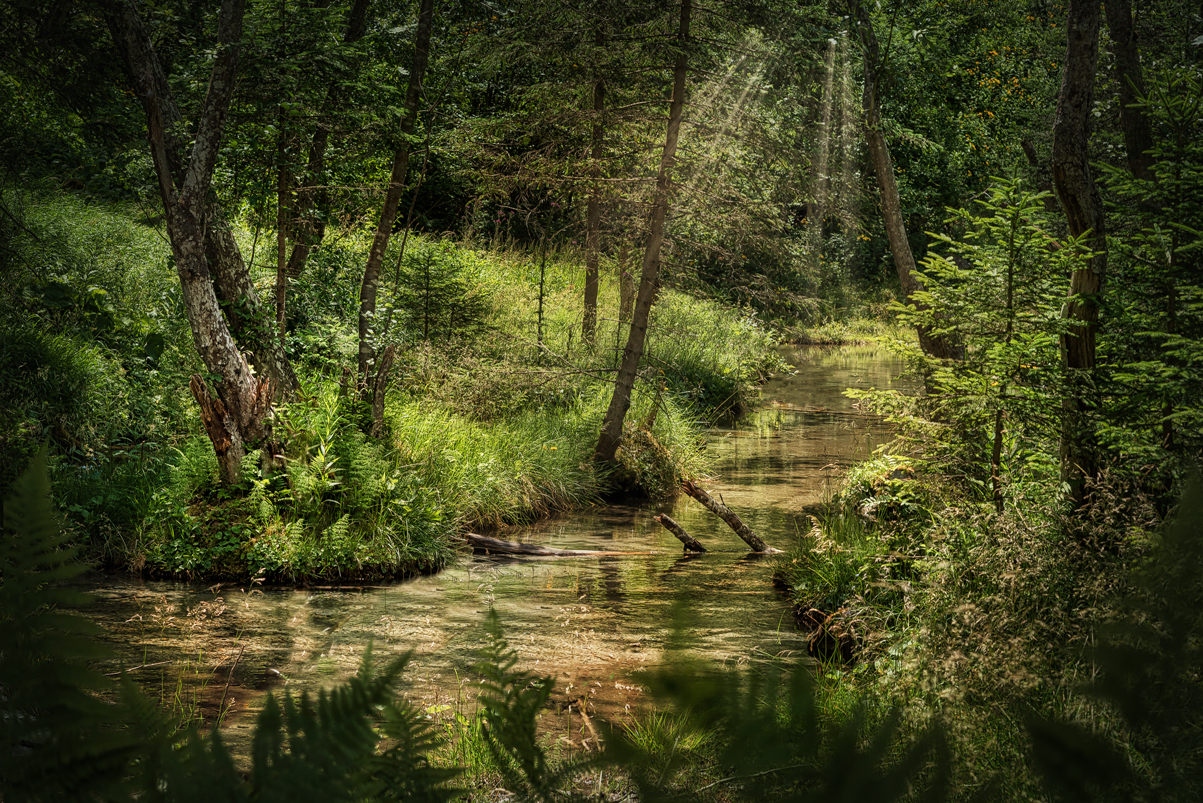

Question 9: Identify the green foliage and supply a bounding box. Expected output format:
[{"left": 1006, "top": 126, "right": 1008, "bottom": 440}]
[
  {"left": 143, "top": 381, "right": 453, "bottom": 580},
  {"left": 385, "top": 239, "right": 491, "bottom": 344},
  {"left": 473, "top": 612, "right": 596, "bottom": 803},
  {"left": 854, "top": 178, "right": 1079, "bottom": 499},
  {"left": 1099, "top": 68, "right": 1203, "bottom": 478},
  {"left": 647, "top": 295, "right": 785, "bottom": 420},
  {"left": 1, "top": 450, "right": 137, "bottom": 799},
  {"left": 616, "top": 653, "right": 948, "bottom": 802},
  {"left": 0, "top": 187, "right": 191, "bottom": 556},
  {"left": 1079, "top": 478, "right": 1203, "bottom": 798}
]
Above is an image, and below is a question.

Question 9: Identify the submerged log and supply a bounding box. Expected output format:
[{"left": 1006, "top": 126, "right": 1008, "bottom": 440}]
[
  {"left": 458, "top": 533, "right": 653, "bottom": 557},
  {"left": 653, "top": 513, "right": 706, "bottom": 553},
  {"left": 680, "top": 480, "right": 782, "bottom": 553}
]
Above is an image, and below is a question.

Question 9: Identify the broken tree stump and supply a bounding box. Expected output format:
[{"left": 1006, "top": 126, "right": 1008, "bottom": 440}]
[
  {"left": 653, "top": 513, "right": 706, "bottom": 553},
  {"left": 458, "top": 533, "right": 653, "bottom": 557},
  {"left": 680, "top": 480, "right": 782, "bottom": 553}
]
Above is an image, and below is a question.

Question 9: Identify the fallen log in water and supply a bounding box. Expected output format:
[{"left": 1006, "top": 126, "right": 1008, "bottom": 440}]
[
  {"left": 457, "top": 533, "right": 654, "bottom": 557},
  {"left": 680, "top": 480, "right": 782, "bottom": 553},
  {"left": 653, "top": 513, "right": 706, "bottom": 552}
]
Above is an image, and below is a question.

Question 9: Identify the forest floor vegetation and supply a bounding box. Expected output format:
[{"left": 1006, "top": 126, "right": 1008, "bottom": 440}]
[{"left": 0, "top": 188, "right": 783, "bottom": 581}]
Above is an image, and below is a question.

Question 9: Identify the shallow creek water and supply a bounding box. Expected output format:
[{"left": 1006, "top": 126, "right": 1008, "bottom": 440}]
[{"left": 77, "top": 346, "right": 907, "bottom": 753}]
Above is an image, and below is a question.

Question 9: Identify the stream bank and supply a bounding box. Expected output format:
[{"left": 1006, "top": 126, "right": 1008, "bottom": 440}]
[{"left": 78, "top": 346, "right": 907, "bottom": 753}]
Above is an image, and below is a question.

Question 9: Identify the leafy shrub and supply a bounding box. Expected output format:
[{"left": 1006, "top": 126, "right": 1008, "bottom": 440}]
[
  {"left": 0, "top": 329, "right": 126, "bottom": 496},
  {"left": 143, "top": 382, "right": 453, "bottom": 580}
]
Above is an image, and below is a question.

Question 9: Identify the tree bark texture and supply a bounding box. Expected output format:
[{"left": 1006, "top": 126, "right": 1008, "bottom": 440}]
[
  {"left": 110, "top": 0, "right": 273, "bottom": 484},
  {"left": 808, "top": 38, "right": 836, "bottom": 262},
  {"left": 618, "top": 239, "right": 634, "bottom": 322},
  {"left": 583, "top": 60, "right": 605, "bottom": 344},
  {"left": 205, "top": 221, "right": 299, "bottom": 401},
  {"left": 680, "top": 480, "right": 780, "bottom": 553},
  {"left": 276, "top": 120, "right": 289, "bottom": 339},
  {"left": 1103, "top": 0, "right": 1155, "bottom": 182},
  {"left": 653, "top": 513, "right": 706, "bottom": 553},
  {"left": 594, "top": 0, "right": 690, "bottom": 465},
  {"left": 1052, "top": 0, "right": 1107, "bottom": 500},
  {"left": 108, "top": 0, "right": 298, "bottom": 403},
  {"left": 369, "top": 343, "right": 396, "bottom": 438},
  {"left": 848, "top": 0, "right": 961, "bottom": 363},
  {"left": 358, "top": 0, "right": 434, "bottom": 384}
]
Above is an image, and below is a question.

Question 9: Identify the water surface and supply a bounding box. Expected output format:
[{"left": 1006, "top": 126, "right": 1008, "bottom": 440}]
[{"left": 81, "top": 346, "right": 907, "bottom": 750}]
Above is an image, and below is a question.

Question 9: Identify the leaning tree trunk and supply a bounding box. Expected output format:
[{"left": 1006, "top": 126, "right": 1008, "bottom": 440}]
[
  {"left": 205, "top": 219, "right": 298, "bottom": 401},
  {"left": 594, "top": 0, "right": 690, "bottom": 465},
  {"left": 110, "top": 0, "right": 273, "bottom": 485},
  {"left": 1052, "top": 0, "right": 1107, "bottom": 509},
  {"left": 358, "top": 0, "right": 434, "bottom": 388},
  {"left": 848, "top": 0, "right": 961, "bottom": 364}
]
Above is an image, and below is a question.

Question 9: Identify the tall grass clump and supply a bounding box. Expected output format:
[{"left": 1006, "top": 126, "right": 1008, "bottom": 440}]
[
  {"left": 430, "top": 237, "right": 784, "bottom": 424},
  {"left": 645, "top": 294, "right": 785, "bottom": 421},
  {"left": 387, "top": 383, "right": 707, "bottom": 528}
]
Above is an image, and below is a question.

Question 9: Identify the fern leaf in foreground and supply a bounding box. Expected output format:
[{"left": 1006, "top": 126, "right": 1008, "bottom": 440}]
[{"left": 0, "top": 449, "right": 138, "bottom": 800}]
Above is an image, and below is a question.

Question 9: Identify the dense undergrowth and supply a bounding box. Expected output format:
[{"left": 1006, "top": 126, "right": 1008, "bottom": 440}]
[
  {"left": 0, "top": 186, "right": 782, "bottom": 580},
  {"left": 773, "top": 178, "right": 1203, "bottom": 799},
  {"left": 5, "top": 452, "right": 1203, "bottom": 801}
]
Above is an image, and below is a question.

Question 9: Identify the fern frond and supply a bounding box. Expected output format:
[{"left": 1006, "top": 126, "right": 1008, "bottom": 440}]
[{"left": 0, "top": 449, "right": 139, "bottom": 800}]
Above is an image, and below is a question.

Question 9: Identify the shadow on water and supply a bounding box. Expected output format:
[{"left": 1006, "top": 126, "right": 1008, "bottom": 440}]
[{"left": 79, "top": 345, "right": 910, "bottom": 753}]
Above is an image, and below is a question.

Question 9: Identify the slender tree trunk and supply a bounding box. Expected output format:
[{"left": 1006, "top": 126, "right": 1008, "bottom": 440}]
[
  {"left": 848, "top": 0, "right": 961, "bottom": 363},
  {"left": 618, "top": 238, "right": 634, "bottom": 322},
  {"left": 594, "top": 0, "right": 690, "bottom": 466},
  {"left": 583, "top": 44, "right": 605, "bottom": 345},
  {"left": 358, "top": 0, "right": 434, "bottom": 384},
  {"left": 1052, "top": 0, "right": 1107, "bottom": 507},
  {"left": 108, "top": 0, "right": 298, "bottom": 403},
  {"left": 285, "top": 0, "right": 369, "bottom": 279},
  {"left": 275, "top": 116, "right": 289, "bottom": 339},
  {"left": 1103, "top": 0, "right": 1155, "bottom": 182},
  {"left": 110, "top": 0, "right": 272, "bottom": 485},
  {"left": 809, "top": 37, "right": 836, "bottom": 265}
]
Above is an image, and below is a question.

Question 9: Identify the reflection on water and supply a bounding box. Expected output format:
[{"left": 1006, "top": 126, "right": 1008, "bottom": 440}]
[{"left": 79, "top": 346, "right": 908, "bottom": 750}]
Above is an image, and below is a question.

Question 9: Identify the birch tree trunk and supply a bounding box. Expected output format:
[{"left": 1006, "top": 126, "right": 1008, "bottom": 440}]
[
  {"left": 1052, "top": 0, "right": 1107, "bottom": 507},
  {"left": 108, "top": 0, "right": 273, "bottom": 484},
  {"left": 107, "top": 0, "right": 298, "bottom": 403},
  {"left": 594, "top": 0, "right": 690, "bottom": 465}
]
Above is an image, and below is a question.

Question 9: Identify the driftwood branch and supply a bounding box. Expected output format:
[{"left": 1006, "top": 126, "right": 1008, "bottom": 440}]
[
  {"left": 458, "top": 533, "right": 653, "bottom": 557},
  {"left": 681, "top": 480, "right": 781, "bottom": 553},
  {"left": 653, "top": 513, "right": 706, "bottom": 552}
]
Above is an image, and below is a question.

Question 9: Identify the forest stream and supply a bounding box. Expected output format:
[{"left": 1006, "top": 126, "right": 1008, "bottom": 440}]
[{"left": 76, "top": 345, "right": 908, "bottom": 754}]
